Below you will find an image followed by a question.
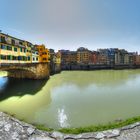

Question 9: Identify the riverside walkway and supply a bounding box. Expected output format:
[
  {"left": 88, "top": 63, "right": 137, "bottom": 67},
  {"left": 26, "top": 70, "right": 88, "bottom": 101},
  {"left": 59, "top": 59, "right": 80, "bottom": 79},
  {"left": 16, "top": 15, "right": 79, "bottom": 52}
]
[{"left": 0, "top": 112, "right": 140, "bottom": 140}]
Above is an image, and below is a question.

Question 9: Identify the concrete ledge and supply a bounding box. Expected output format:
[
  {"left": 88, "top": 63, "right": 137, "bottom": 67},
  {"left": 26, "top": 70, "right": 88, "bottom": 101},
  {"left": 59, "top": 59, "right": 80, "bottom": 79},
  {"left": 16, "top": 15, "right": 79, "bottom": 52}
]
[{"left": 0, "top": 112, "right": 140, "bottom": 140}]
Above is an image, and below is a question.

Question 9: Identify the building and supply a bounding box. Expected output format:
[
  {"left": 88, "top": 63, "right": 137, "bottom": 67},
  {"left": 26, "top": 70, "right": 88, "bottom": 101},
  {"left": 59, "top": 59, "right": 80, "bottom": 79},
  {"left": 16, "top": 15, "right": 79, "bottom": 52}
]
[
  {"left": 59, "top": 50, "right": 70, "bottom": 64},
  {"left": 115, "top": 49, "right": 129, "bottom": 65},
  {"left": 35, "top": 45, "right": 50, "bottom": 63},
  {"left": 97, "top": 49, "right": 108, "bottom": 65},
  {"left": 0, "top": 33, "right": 28, "bottom": 63},
  {"left": 69, "top": 51, "right": 77, "bottom": 64},
  {"left": 0, "top": 33, "right": 40, "bottom": 64},
  {"left": 115, "top": 49, "right": 121, "bottom": 65},
  {"left": 77, "top": 47, "right": 91, "bottom": 64},
  {"left": 133, "top": 52, "right": 140, "bottom": 65},
  {"left": 25, "top": 41, "right": 32, "bottom": 63},
  {"left": 89, "top": 51, "right": 99, "bottom": 64},
  {"left": 49, "top": 49, "right": 61, "bottom": 74},
  {"left": 98, "top": 54, "right": 108, "bottom": 65},
  {"left": 108, "top": 48, "right": 116, "bottom": 65},
  {"left": 60, "top": 50, "right": 77, "bottom": 64},
  {"left": 128, "top": 52, "right": 136, "bottom": 65},
  {"left": 31, "top": 47, "right": 39, "bottom": 63}
]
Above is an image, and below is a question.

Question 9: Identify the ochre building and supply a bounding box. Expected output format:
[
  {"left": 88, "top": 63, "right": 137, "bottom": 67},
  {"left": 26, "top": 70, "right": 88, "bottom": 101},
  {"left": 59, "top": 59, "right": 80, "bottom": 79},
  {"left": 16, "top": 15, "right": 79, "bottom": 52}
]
[{"left": 35, "top": 45, "right": 50, "bottom": 63}]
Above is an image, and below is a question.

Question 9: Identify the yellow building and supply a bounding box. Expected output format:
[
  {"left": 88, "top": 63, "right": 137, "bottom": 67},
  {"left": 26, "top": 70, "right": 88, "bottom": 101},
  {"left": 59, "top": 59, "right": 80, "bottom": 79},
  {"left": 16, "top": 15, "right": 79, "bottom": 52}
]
[
  {"left": 25, "top": 41, "right": 32, "bottom": 63},
  {"left": 35, "top": 45, "right": 50, "bottom": 63},
  {"left": 0, "top": 33, "right": 27, "bottom": 63}
]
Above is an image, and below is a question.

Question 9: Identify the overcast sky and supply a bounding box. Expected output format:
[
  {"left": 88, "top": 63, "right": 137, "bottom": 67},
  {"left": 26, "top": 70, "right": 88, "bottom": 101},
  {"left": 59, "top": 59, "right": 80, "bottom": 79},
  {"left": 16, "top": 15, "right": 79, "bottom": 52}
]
[{"left": 0, "top": 0, "right": 140, "bottom": 52}]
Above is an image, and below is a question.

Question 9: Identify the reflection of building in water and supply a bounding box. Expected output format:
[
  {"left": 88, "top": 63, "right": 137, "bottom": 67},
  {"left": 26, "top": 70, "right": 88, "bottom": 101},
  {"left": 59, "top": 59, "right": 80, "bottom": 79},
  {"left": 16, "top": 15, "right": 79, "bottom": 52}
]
[
  {"left": 0, "top": 79, "right": 52, "bottom": 125},
  {"left": 50, "top": 70, "right": 140, "bottom": 88},
  {"left": 0, "top": 78, "right": 48, "bottom": 101},
  {"left": 58, "top": 108, "right": 70, "bottom": 128}
]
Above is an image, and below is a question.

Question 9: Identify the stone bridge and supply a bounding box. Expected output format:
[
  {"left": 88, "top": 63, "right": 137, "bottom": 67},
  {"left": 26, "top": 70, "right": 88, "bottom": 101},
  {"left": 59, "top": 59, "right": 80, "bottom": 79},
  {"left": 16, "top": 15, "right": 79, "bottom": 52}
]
[{"left": 0, "top": 63, "right": 50, "bottom": 79}]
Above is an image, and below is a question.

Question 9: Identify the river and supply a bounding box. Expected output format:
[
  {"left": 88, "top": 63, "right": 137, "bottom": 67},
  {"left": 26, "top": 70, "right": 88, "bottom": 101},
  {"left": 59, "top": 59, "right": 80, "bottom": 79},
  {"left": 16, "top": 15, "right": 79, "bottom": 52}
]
[{"left": 0, "top": 70, "right": 140, "bottom": 129}]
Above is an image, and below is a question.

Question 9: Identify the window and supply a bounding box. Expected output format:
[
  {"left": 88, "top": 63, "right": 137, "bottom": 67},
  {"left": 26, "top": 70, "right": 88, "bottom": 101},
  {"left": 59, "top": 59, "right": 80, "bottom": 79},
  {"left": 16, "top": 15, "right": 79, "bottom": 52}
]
[
  {"left": 20, "top": 48, "right": 22, "bottom": 52},
  {"left": 43, "top": 58, "right": 47, "bottom": 60},
  {"left": 18, "top": 56, "right": 22, "bottom": 60},
  {"left": 1, "top": 36, "right": 6, "bottom": 43},
  {"left": 14, "top": 47, "right": 18, "bottom": 52},
  {"left": 23, "top": 56, "right": 27, "bottom": 61},
  {"left": 28, "top": 56, "right": 30, "bottom": 61},
  {"left": 23, "top": 48, "right": 26, "bottom": 53},
  {"left": 19, "top": 41, "right": 23, "bottom": 45},
  {"left": 7, "top": 46, "right": 12, "bottom": 51},
  {"left": 7, "top": 55, "right": 11, "bottom": 60},
  {"left": 1, "top": 45, "right": 6, "bottom": 50},
  {"left": 13, "top": 56, "right": 18, "bottom": 60},
  {"left": 1, "top": 55, "right": 7, "bottom": 60},
  {"left": 11, "top": 39, "right": 15, "bottom": 45}
]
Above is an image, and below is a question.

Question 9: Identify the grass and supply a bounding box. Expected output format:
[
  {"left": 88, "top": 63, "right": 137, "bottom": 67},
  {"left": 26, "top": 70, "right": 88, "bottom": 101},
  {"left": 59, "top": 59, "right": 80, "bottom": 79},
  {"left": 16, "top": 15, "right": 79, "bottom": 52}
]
[
  {"left": 35, "top": 124, "right": 54, "bottom": 132},
  {"left": 34, "top": 116, "right": 140, "bottom": 134}
]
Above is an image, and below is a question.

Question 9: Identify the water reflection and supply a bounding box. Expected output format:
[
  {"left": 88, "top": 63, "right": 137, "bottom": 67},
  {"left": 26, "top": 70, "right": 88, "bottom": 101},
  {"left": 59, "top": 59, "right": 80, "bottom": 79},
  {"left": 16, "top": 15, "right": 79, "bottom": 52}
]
[
  {"left": 50, "top": 70, "right": 140, "bottom": 88},
  {"left": 0, "top": 77, "right": 8, "bottom": 91},
  {"left": 0, "top": 74, "right": 52, "bottom": 125},
  {"left": 0, "top": 77, "right": 48, "bottom": 101}
]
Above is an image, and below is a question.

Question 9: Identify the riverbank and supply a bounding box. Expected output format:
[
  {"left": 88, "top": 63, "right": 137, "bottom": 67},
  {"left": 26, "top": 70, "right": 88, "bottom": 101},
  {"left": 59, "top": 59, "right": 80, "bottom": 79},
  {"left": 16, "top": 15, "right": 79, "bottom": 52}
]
[{"left": 1, "top": 112, "right": 140, "bottom": 140}]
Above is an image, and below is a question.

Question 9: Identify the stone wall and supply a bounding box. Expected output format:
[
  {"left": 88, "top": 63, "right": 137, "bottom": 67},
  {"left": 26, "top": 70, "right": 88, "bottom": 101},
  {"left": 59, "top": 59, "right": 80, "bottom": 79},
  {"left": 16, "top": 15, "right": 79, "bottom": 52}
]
[
  {"left": 50, "top": 63, "right": 61, "bottom": 75},
  {"left": 61, "top": 64, "right": 140, "bottom": 71},
  {"left": 0, "top": 112, "right": 140, "bottom": 140}
]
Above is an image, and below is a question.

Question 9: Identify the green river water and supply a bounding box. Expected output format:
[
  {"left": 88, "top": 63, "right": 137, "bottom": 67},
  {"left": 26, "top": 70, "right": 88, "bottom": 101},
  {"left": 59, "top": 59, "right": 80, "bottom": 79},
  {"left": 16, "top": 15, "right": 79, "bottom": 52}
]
[{"left": 0, "top": 70, "right": 140, "bottom": 129}]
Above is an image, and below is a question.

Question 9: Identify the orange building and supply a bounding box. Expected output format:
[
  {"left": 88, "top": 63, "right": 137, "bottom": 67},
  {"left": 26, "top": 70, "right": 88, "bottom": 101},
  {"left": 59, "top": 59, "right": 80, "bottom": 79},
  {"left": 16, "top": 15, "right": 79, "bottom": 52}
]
[{"left": 35, "top": 45, "right": 50, "bottom": 63}]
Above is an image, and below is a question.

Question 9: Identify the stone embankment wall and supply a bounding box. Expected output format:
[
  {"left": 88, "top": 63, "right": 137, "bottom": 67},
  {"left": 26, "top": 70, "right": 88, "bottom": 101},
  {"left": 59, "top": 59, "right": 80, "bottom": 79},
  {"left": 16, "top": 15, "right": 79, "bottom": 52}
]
[
  {"left": 50, "top": 63, "right": 61, "bottom": 75},
  {"left": 61, "top": 64, "right": 140, "bottom": 71},
  {"left": 0, "top": 112, "right": 140, "bottom": 140}
]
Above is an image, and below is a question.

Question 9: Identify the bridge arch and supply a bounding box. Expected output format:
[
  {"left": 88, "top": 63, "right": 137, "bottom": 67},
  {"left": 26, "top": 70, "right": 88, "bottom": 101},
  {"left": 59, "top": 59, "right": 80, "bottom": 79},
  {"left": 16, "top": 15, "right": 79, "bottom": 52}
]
[{"left": 0, "top": 63, "right": 50, "bottom": 79}]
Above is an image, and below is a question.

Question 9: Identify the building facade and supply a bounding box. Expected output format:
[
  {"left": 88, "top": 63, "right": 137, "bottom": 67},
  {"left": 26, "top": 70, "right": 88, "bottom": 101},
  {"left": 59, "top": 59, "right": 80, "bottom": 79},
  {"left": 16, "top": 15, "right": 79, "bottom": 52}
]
[
  {"left": 35, "top": 45, "right": 50, "bottom": 63},
  {"left": 0, "top": 33, "right": 28, "bottom": 64},
  {"left": 89, "top": 51, "right": 99, "bottom": 64},
  {"left": 115, "top": 49, "right": 129, "bottom": 65},
  {"left": 77, "top": 47, "right": 91, "bottom": 64}
]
